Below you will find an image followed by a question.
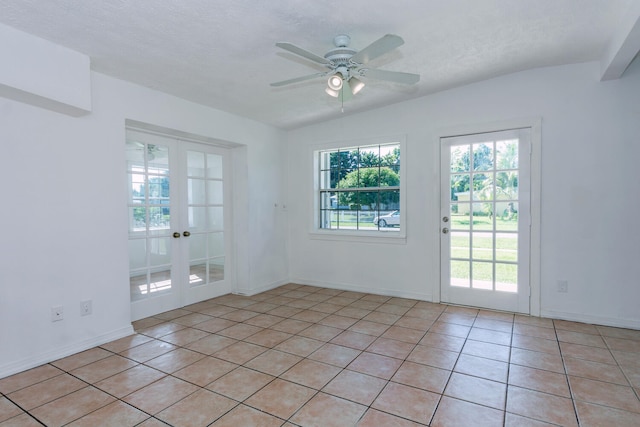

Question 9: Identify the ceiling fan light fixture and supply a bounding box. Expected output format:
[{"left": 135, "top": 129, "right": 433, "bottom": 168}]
[
  {"left": 327, "top": 74, "right": 343, "bottom": 91},
  {"left": 349, "top": 77, "right": 365, "bottom": 95},
  {"left": 325, "top": 86, "right": 340, "bottom": 97}
]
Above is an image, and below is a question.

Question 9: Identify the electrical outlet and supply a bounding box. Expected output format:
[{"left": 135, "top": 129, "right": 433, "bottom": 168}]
[
  {"left": 557, "top": 280, "right": 568, "bottom": 293},
  {"left": 80, "top": 300, "right": 92, "bottom": 316},
  {"left": 51, "top": 305, "right": 64, "bottom": 322}
]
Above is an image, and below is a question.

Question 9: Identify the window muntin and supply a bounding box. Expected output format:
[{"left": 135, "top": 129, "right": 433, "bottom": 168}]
[{"left": 318, "top": 143, "right": 401, "bottom": 232}]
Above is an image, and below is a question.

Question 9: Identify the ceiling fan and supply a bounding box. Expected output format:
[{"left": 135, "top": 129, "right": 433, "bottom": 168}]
[{"left": 270, "top": 34, "right": 420, "bottom": 100}]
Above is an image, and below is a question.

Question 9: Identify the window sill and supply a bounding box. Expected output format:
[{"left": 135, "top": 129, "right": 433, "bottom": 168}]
[{"left": 309, "top": 229, "right": 407, "bottom": 245}]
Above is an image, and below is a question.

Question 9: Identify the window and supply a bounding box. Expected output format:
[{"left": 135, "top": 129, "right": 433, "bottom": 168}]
[{"left": 316, "top": 141, "right": 402, "bottom": 235}]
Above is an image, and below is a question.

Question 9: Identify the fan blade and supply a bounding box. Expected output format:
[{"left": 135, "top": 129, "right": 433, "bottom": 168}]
[
  {"left": 276, "top": 42, "right": 331, "bottom": 65},
  {"left": 340, "top": 85, "right": 353, "bottom": 102},
  {"left": 270, "top": 73, "right": 324, "bottom": 87},
  {"left": 361, "top": 68, "right": 420, "bottom": 85},
  {"left": 351, "top": 34, "right": 404, "bottom": 64}
]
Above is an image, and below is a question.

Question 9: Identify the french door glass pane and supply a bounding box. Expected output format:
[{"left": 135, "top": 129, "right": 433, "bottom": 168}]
[{"left": 451, "top": 260, "right": 470, "bottom": 287}]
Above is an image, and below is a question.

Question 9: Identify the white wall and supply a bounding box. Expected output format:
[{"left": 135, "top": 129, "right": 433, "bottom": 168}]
[
  {"left": 0, "top": 69, "right": 289, "bottom": 377},
  {"left": 287, "top": 59, "right": 640, "bottom": 329}
]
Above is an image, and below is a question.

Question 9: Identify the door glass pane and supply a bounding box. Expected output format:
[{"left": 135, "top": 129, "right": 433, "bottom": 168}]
[
  {"left": 472, "top": 232, "right": 493, "bottom": 260},
  {"left": 496, "top": 263, "right": 517, "bottom": 292},
  {"left": 473, "top": 143, "right": 494, "bottom": 171},
  {"left": 148, "top": 207, "right": 170, "bottom": 235},
  {"left": 208, "top": 207, "right": 224, "bottom": 230},
  {"left": 126, "top": 141, "right": 145, "bottom": 167},
  {"left": 189, "top": 207, "right": 207, "bottom": 230},
  {"left": 496, "top": 140, "right": 518, "bottom": 169},
  {"left": 207, "top": 154, "right": 223, "bottom": 179},
  {"left": 472, "top": 262, "right": 493, "bottom": 290},
  {"left": 187, "top": 151, "right": 205, "bottom": 177},
  {"left": 129, "top": 207, "right": 146, "bottom": 234},
  {"left": 188, "top": 178, "right": 206, "bottom": 205},
  {"left": 189, "top": 233, "right": 207, "bottom": 261},
  {"left": 450, "top": 174, "right": 469, "bottom": 202},
  {"left": 147, "top": 145, "right": 169, "bottom": 174},
  {"left": 149, "top": 237, "right": 171, "bottom": 266},
  {"left": 451, "top": 146, "right": 470, "bottom": 172},
  {"left": 189, "top": 263, "right": 206, "bottom": 287},
  {"left": 208, "top": 181, "right": 223, "bottom": 205},
  {"left": 209, "top": 258, "right": 224, "bottom": 282},
  {"left": 450, "top": 260, "right": 470, "bottom": 287},
  {"left": 130, "top": 273, "right": 148, "bottom": 301},
  {"left": 149, "top": 270, "right": 172, "bottom": 294},
  {"left": 451, "top": 205, "right": 470, "bottom": 230},
  {"left": 128, "top": 239, "right": 146, "bottom": 270},
  {"left": 496, "top": 234, "right": 517, "bottom": 262},
  {"left": 209, "top": 233, "right": 224, "bottom": 257},
  {"left": 451, "top": 232, "right": 470, "bottom": 259}
]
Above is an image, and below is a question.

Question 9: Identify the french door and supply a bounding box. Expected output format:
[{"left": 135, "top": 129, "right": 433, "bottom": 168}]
[
  {"left": 440, "top": 128, "right": 531, "bottom": 313},
  {"left": 126, "top": 129, "right": 232, "bottom": 321}
]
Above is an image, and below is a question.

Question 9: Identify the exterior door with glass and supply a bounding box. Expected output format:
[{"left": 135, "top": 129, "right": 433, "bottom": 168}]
[
  {"left": 126, "top": 130, "right": 231, "bottom": 321},
  {"left": 440, "top": 128, "right": 531, "bottom": 313}
]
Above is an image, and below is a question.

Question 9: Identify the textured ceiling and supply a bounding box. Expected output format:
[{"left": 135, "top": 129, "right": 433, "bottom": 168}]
[{"left": 0, "top": 0, "right": 637, "bottom": 129}]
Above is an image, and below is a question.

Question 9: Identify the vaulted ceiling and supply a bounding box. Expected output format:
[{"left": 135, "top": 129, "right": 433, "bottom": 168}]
[{"left": 1, "top": 0, "right": 639, "bottom": 129}]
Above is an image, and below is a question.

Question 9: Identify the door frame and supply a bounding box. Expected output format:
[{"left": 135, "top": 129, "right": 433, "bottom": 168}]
[{"left": 433, "top": 118, "right": 541, "bottom": 316}]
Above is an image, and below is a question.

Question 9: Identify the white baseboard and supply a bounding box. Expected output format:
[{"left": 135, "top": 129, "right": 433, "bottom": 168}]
[
  {"left": 290, "top": 277, "right": 433, "bottom": 302},
  {"left": 541, "top": 310, "right": 640, "bottom": 330},
  {"left": 234, "top": 279, "right": 290, "bottom": 297},
  {"left": 0, "top": 325, "right": 134, "bottom": 380}
]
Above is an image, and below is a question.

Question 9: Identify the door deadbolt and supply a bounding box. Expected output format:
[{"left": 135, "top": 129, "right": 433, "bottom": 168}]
[
  {"left": 442, "top": 216, "right": 449, "bottom": 223},
  {"left": 442, "top": 227, "right": 449, "bottom": 234}
]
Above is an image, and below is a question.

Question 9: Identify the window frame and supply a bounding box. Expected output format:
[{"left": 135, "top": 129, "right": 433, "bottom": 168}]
[{"left": 310, "top": 136, "right": 407, "bottom": 243}]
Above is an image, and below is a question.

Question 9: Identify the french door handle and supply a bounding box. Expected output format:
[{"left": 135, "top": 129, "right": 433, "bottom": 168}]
[
  {"left": 183, "top": 231, "right": 191, "bottom": 237},
  {"left": 173, "top": 232, "right": 181, "bottom": 238}
]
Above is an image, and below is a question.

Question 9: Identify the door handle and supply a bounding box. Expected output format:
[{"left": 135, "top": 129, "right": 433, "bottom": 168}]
[
  {"left": 442, "top": 228, "right": 449, "bottom": 234},
  {"left": 183, "top": 231, "right": 191, "bottom": 237},
  {"left": 173, "top": 232, "right": 181, "bottom": 238}
]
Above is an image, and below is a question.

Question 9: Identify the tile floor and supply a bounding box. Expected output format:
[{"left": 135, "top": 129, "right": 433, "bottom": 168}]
[{"left": 1, "top": 283, "right": 639, "bottom": 426}]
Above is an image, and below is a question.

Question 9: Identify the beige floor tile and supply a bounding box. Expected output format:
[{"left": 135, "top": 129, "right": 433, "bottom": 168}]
[
  {"left": 322, "top": 370, "right": 387, "bottom": 405},
  {"left": 8, "top": 373, "right": 86, "bottom": 410},
  {"left": 209, "top": 404, "right": 283, "bottom": 427},
  {"left": 462, "top": 340, "right": 511, "bottom": 362},
  {"left": 407, "top": 345, "right": 458, "bottom": 370},
  {"left": 0, "top": 413, "right": 42, "bottom": 426},
  {"left": 334, "top": 306, "right": 371, "bottom": 319},
  {"left": 367, "top": 337, "right": 415, "bottom": 360},
  {"left": 243, "top": 313, "right": 283, "bottom": 328},
  {"left": 30, "top": 386, "right": 115, "bottom": 427},
  {"left": 244, "top": 349, "right": 302, "bottom": 376},
  {"left": 319, "top": 314, "right": 359, "bottom": 329},
  {"left": 219, "top": 309, "right": 260, "bottom": 322},
  {"left": 270, "top": 318, "right": 313, "bottom": 334},
  {"left": 439, "top": 312, "right": 476, "bottom": 326},
  {"left": 212, "top": 341, "right": 266, "bottom": 364},
  {"left": 94, "top": 365, "right": 166, "bottom": 398},
  {"left": 504, "top": 412, "right": 560, "bottom": 426},
  {"left": 605, "top": 336, "right": 640, "bottom": 353},
  {"left": 244, "top": 329, "right": 292, "bottom": 347},
  {"left": 290, "top": 392, "right": 367, "bottom": 427},
  {"left": 189, "top": 318, "right": 236, "bottom": 334},
  {"left": 362, "top": 311, "right": 401, "bottom": 325},
  {"left": 184, "top": 334, "right": 237, "bottom": 355},
  {"left": 0, "top": 365, "right": 63, "bottom": 394},
  {"left": 569, "top": 376, "right": 640, "bottom": 413},
  {"left": 0, "top": 396, "right": 23, "bottom": 423},
  {"left": 206, "top": 366, "right": 274, "bottom": 401},
  {"left": 172, "top": 356, "right": 237, "bottom": 387},
  {"left": 559, "top": 341, "right": 616, "bottom": 364},
  {"left": 139, "top": 321, "right": 187, "bottom": 338},
  {"left": 347, "top": 352, "right": 403, "bottom": 380},
  {"left": 506, "top": 385, "right": 578, "bottom": 426},
  {"left": 380, "top": 325, "right": 426, "bottom": 344},
  {"left": 597, "top": 326, "right": 640, "bottom": 341},
  {"left": 429, "top": 321, "right": 471, "bottom": 338},
  {"left": 357, "top": 408, "right": 426, "bottom": 427},
  {"left": 123, "top": 376, "right": 198, "bottom": 415},
  {"left": 563, "top": 356, "right": 629, "bottom": 385},
  {"left": 50, "top": 347, "right": 112, "bottom": 372},
  {"left": 119, "top": 339, "right": 177, "bottom": 363},
  {"left": 100, "top": 334, "right": 153, "bottom": 353},
  {"left": 216, "top": 323, "right": 262, "bottom": 340},
  {"left": 511, "top": 334, "right": 560, "bottom": 355},
  {"left": 454, "top": 353, "right": 509, "bottom": 383},
  {"left": 473, "top": 317, "right": 514, "bottom": 333},
  {"left": 419, "top": 331, "right": 465, "bottom": 352},
  {"left": 308, "top": 343, "right": 362, "bottom": 367},
  {"left": 392, "top": 361, "right": 450, "bottom": 393},
  {"left": 291, "top": 309, "right": 329, "bottom": 323},
  {"left": 66, "top": 401, "right": 149, "bottom": 427},
  {"left": 298, "top": 324, "right": 342, "bottom": 341},
  {"left": 308, "top": 302, "right": 342, "bottom": 314},
  {"left": 444, "top": 372, "right": 506, "bottom": 410},
  {"left": 244, "top": 378, "right": 315, "bottom": 419},
  {"left": 330, "top": 330, "right": 377, "bottom": 350},
  {"left": 432, "top": 395, "right": 504, "bottom": 427},
  {"left": 510, "top": 347, "right": 564, "bottom": 373},
  {"left": 71, "top": 354, "right": 138, "bottom": 384},
  {"left": 514, "top": 315, "right": 554, "bottom": 328},
  {"left": 575, "top": 400, "right": 640, "bottom": 427},
  {"left": 508, "top": 364, "right": 570, "bottom": 397},
  {"left": 553, "top": 319, "right": 599, "bottom": 335},
  {"left": 274, "top": 335, "right": 324, "bottom": 357},
  {"left": 468, "top": 327, "right": 512, "bottom": 346},
  {"left": 280, "top": 359, "right": 341, "bottom": 389},
  {"left": 156, "top": 389, "right": 237, "bottom": 427},
  {"left": 556, "top": 330, "right": 606, "bottom": 348},
  {"left": 371, "top": 382, "right": 440, "bottom": 425},
  {"left": 512, "top": 324, "right": 556, "bottom": 340},
  {"left": 171, "top": 312, "right": 213, "bottom": 327},
  {"left": 153, "top": 308, "right": 191, "bottom": 320},
  {"left": 393, "top": 316, "right": 434, "bottom": 331},
  {"left": 144, "top": 348, "right": 205, "bottom": 374}
]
